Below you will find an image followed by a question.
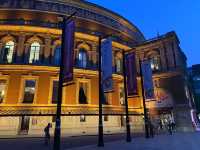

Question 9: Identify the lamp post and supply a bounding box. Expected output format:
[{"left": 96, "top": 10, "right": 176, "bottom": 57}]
[
  {"left": 122, "top": 50, "right": 131, "bottom": 142},
  {"left": 53, "top": 12, "right": 76, "bottom": 150},
  {"left": 97, "top": 35, "right": 104, "bottom": 147},
  {"left": 97, "top": 34, "right": 114, "bottom": 147},
  {"left": 139, "top": 59, "right": 150, "bottom": 138}
]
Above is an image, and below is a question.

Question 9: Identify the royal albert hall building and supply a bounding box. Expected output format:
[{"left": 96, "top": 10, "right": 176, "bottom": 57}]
[{"left": 0, "top": 0, "right": 194, "bottom": 136}]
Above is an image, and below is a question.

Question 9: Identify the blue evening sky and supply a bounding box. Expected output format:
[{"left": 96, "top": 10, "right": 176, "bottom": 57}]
[{"left": 86, "top": 0, "right": 200, "bottom": 66}]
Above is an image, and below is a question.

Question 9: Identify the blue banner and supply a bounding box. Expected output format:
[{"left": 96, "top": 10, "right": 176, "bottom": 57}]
[
  {"left": 101, "top": 38, "right": 113, "bottom": 92},
  {"left": 62, "top": 20, "right": 75, "bottom": 83},
  {"left": 125, "top": 52, "right": 138, "bottom": 96},
  {"left": 141, "top": 60, "right": 154, "bottom": 100}
]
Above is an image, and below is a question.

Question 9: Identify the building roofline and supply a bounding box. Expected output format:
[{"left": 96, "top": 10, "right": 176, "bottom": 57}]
[
  {"left": 82, "top": 0, "right": 145, "bottom": 39},
  {"left": 135, "top": 31, "right": 179, "bottom": 47},
  {"left": 44, "top": 0, "right": 145, "bottom": 40}
]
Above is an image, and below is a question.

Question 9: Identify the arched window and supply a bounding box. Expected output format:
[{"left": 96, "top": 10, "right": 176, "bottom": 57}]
[
  {"left": 78, "top": 48, "right": 87, "bottom": 68},
  {"left": 4, "top": 41, "right": 14, "bottom": 63},
  {"left": 29, "top": 42, "right": 40, "bottom": 64},
  {"left": 150, "top": 56, "right": 161, "bottom": 71},
  {"left": 79, "top": 82, "right": 88, "bottom": 104},
  {"left": 53, "top": 46, "right": 61, "bottom": 65}
]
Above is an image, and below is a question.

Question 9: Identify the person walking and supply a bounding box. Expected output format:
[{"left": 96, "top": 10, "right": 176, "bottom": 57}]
[
  {"left": 159, "top": 119, "right": 163, "bottom": 130},
  {"left": 44, "top": 123, "right": 51, "bottom": 145},
  {"left": 149, "top": 122, "right": 154, "bottom": 138},
  {"left": 171, "top": 120, "right": 176, "bottom": 132},
  {"left": 167, "top": 121, "right": 172, "bottom": 135}
]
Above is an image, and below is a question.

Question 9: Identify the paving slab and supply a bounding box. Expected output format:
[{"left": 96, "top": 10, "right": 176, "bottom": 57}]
[{"left": 69, "top": 132, "right": 200, "bottom": 150}]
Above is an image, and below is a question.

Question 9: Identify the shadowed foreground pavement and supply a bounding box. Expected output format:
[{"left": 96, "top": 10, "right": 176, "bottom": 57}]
[
  {"left": 0, "top": 132, "right": 200, "bottom": 150},
  {"left": 71, "top": 132, "right": 200, "bottom": 150},
  {"left": 0, "top": 133, "right": 140, "bottom": 150}
]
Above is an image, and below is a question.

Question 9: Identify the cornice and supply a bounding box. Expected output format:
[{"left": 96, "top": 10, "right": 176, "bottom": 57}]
[
  {"left": 0, "top": 25, "right": 131, "bottom": 50},
  {"left": 41, "top": 0, "right": 144, "bottom": 35},
  {"left": 0, "top": 65, "right": 123, "bottom": 80},
  {"left": 0, "top": 0, "right": 145, "bottom": 42}
]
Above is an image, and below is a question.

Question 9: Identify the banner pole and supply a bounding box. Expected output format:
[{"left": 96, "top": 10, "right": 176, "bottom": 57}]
[
  {"left": 53, "top": 12, "right": 76, "bottom": 150},
  {"left": 53, "top": 17, "right": 66, "bottom": 150},
  {"left": 98, "top": 36, "right": 104, "bottom": 147},
  {"left": 139, "top": 59, "right": 150, "bottom": 138},
  {"left": 122, "top": 50, "right": 131, "bottom": 142}
]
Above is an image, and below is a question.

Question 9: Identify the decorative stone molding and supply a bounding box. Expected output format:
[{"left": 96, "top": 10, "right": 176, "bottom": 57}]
[
  {"left": 76, "top": 42, "right": 91, "bottom": 51},
  {"left": 0, "top": 0, "right": 144, "bottom": 42},
  {"left": 17, "top": 34, "right": 26, "bottom": 56},
  {"left": 44, "top": 37, "right": 52, "bottom": 58},
  {"left": 1, "top": 34, "right": 16, "bottom": 44},
  {"left": 26, "top": 35, "right": 43, "bottom": 45}
]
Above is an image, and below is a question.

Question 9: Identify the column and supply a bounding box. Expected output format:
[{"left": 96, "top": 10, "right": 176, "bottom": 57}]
[
  {"left": 92, "top": 43, "right": 98, "bottom": 67},
  {"left": 0, "top": 42, "right": 3, "bottom": 63},
  {"left": 159, "top": 46, "right": 166, "bottom": 71},
  {"left": 16, "top": 34, "right": 25, "bottom": 63},
  {"left": 39, "top": 44, "right": 45, "bottom": 64},
  {"left": 43, "top": 37, "right": 52, "bottom": 65},
  {"left": 87, "top": 50, "right": 92, "bottom": 67},
  {"left": 74, "top": 48, "right": 78, "bottom": 67},
  {"left": 24, "top": 43, "right": 30, "bottom": 64},
  {"left": 135, "top": 51, "right": 140, "bottom": 74}
]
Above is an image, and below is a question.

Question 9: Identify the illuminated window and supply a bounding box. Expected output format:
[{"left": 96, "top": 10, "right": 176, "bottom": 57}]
[
  {"left": 116, "top": 58, "right": 123, "bottom": 73},
  {"left": 29, "top": 42, "right": 40, "bottom": 64},
  {"left": 23, "top": 80, "right": 36, "bottom": 103},
  {"left": 53, "top": 46, "right": 61, "bottom": 65},
  {"left": 119, "top": 86, "right": 125, "bottom": 105},
  {"left": 52, "top": 80, "right": 59, "bottom": 104},
  {"left": 32, "top": 117, "right": 37, "bottom": 125},
  {"left": 78, "top": 49, "right": 87, "bottom": 68},
  {"left": 194, "top": 76, "right": 200, "bottom": 81},
  {"left": 104, "top": 115, "right": 109, "bottom": 121},
  {"left": 104, "top": 92, "right": 112, "bottom": 105},
  {"left": 79, "top": 82, "right": 88, "bottom": 104},
  {"left": 150, "top": 56, "right": 160, "bottom": 71},
  {"left": 185, "top": 86, "right": 190, "bottom": 100},
  {"left": 80, "top": 115, "right": 86, "bottom": 122},
  {"left": 4, "top": 41, "right": 14, "bottom": 63},
  {"left": 0, "top": 80, "right": 7, "bottom": 104},
  {"left": 52, "top": 116, "right": 56, "bottom": 122}
]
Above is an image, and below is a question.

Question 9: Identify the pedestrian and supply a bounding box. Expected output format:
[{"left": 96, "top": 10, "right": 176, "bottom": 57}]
[
  {"left": 149, "top": 121, "right": 154, "bottom": 138},
  {"left": 44, "top": 123, "right": 51, "bottom": 145},
  {"left": 167, "top": 121, "right": 172, "bottom": 135},
  {"left": 159, "top": 119, "right": 163, "bottom": 130},
  {"left": 171, "top": 120, "right": 176, "bottom": 132}
]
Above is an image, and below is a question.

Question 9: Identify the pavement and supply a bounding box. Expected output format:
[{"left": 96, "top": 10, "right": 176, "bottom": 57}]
[
  {"left": 0, "top": 133, "right": 141, "bottom": 150},
  {"left": 71, "top": 132, "right": 200, "bottom": 150},
  {"left": 0, "top": 132, "right": 200, "bottom": 150}
]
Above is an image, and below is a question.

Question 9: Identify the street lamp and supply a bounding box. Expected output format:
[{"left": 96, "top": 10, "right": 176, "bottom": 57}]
[
  {"left": 139, "top": 59, "right": 150, "bottom": 138},
  {"left": 53, "top": 12, "right": 76, "bottom": 150},
  {"left": 97, "top": 34, "right": 113, "bottom": 147},
  {"left": 97, "top": 35, "right": 104, "bottom": 147},
  {"left": 122, "top": 50, "right": 132, "bottom": 142}
]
